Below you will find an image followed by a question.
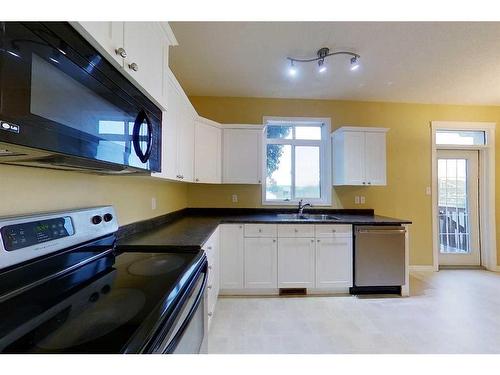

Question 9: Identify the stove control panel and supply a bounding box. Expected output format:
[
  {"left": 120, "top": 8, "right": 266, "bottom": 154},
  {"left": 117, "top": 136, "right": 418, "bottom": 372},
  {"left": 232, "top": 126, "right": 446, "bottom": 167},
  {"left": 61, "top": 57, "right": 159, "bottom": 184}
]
[
  {"left": 0, "top": 206, "right": 118, "bottom": 270},
  {"left": 1, "top": 217, "right": 74, "bottom": 252}
]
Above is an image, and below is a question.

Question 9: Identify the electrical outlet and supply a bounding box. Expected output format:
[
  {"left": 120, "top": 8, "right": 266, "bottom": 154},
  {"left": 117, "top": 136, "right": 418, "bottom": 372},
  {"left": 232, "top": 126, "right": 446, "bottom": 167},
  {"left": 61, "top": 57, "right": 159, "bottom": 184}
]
[
  {"left": 354, "top": 196, "right": 360, "bottom": 204},
  {"left": 360, "top": 196, "right": 366, "bottom": 204},
  {"left": 232, "top": 194, "right": 238, "bottom": 203},
  {"left": 151, "top": 197, "right": 157, "bottom": 210}
]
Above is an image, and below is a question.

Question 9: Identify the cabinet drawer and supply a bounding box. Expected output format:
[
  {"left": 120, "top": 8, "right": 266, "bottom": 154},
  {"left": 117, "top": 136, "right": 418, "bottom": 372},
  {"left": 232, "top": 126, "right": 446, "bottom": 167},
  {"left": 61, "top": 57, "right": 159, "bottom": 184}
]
[
  {"left": 244, "top": 224, "right": 277, "bottom": 237},
  {"left": 278, "top": 224, "right": 315, "bottom": 238},
  {"left": 315, "top": 224, "right": 352, "bottom": 237}
]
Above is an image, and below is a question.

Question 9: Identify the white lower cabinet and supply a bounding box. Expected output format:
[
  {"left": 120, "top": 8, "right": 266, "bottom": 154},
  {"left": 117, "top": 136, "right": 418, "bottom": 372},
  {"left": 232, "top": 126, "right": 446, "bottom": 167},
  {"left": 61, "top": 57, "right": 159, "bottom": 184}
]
[
  {"left": 244, "top": 237, "right": 277, "bottom": 289},
  {"left": 219, "top": 223, "right": 353, "bottom": 295},
  {"left": 315, "top": 236, "right": 353, "bottom": 289},
  {"left": 220, "top": 224, "right": 244, "bottom": 290},
  {"left": 278, "top": 238, "right": 315, "bottom": 288},
  {"left": 204, "top": 227, "right": 220, "bottom": 331}
]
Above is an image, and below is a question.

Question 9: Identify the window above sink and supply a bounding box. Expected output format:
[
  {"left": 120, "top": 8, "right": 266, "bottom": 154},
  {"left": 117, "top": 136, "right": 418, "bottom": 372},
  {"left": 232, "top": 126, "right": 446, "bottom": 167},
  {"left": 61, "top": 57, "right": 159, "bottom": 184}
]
[{"left": 262, "top": 116, "right": 332, "bottom": 206}]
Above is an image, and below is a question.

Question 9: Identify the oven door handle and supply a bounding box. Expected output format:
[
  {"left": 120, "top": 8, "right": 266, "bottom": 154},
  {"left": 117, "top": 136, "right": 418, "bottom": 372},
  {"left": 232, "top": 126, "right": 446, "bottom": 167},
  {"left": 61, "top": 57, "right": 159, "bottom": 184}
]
[
  {"left": 132, "top": 110, "right": 153, "bottom": 163},
  {"left": 163, "top": 265, "right": 208, "bottom": 353}
]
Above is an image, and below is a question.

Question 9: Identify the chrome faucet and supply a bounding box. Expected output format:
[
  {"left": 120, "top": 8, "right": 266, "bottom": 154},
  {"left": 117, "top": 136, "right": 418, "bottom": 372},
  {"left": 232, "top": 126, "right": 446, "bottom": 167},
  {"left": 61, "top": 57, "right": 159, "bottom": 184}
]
[{"left": 298, "top": 199, "right": 312, "bottom": 216}]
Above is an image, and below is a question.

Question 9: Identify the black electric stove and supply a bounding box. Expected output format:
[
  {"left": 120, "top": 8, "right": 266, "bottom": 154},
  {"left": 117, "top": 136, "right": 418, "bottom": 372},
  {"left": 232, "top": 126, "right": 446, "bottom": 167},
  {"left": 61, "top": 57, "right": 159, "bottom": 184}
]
[{"left": 0, "top": 207, "right": 207, "bottom": 354}]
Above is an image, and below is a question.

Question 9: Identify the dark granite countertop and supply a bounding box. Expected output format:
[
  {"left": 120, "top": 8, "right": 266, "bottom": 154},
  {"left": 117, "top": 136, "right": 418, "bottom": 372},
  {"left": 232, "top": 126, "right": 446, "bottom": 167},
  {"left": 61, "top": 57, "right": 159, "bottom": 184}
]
[{"left": 116, "top": 208, "right": 411, "bottom": 253}]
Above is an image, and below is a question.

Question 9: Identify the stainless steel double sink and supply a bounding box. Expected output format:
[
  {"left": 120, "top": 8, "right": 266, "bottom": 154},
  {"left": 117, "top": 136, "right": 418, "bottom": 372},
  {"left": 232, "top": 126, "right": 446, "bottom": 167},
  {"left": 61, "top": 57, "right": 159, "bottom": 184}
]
[{"left": 276, "top": 213, "right": 341, "bottom": 221}]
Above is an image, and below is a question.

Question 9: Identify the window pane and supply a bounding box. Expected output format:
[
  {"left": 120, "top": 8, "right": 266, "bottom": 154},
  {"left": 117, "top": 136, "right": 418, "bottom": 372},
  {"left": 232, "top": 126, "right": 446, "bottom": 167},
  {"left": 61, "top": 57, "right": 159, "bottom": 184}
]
[
  {"left": 295, "top": 126, "right": 321, "bottom": 140},
  {"left": 295, "top": 146, "right": 320, "bottom": 199},
  {"left": 436, "top": 130, "right": 485, "bottom": 145},
  {"left": 267, "top": 125, "right": 292, "bottom": 139},
  {"left": 99, "top": 120, "right": 125, "bottom": 134},
  {"left": 266, "top": 144, "right": 292, "bottom": 200}
]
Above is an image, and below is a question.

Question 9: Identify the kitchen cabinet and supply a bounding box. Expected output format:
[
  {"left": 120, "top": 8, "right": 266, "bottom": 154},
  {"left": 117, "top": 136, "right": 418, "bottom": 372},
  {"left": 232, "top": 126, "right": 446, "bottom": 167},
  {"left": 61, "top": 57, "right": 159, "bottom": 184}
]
[
  {"left": 194, "top": 118, "right": 222, "bottom": 183},
  {"left": 222, "top": 126, "right": 263, "bottom": 184},
  {"left": 244, "top": 237, "right": 277, "bottom": 289},
  {"left": 315, "top": 236, "right": 353, "bottom": 289},
  {"left": 73, "top": 22, "right": 176, "bottom": 107},
  {"left": 278, "top": 237, "right": 315, "bottom": 288},
  {"left": 220, "top": 224, "right": 244, "bottom": 290},
  {"left": 122, "top": 22, "right": 167, "bottom": 104},
  {"left": 219, "top": 223, "right": 353, "bottom": 294},
  {"left": 153, "top": 70, "right": 196, "bottom": 182},
  {"left": 332, "top": 127, "right": 388, "bottom": 186},
  {"left": 203, "top": 228, "right": 220, "bottom": 331}
]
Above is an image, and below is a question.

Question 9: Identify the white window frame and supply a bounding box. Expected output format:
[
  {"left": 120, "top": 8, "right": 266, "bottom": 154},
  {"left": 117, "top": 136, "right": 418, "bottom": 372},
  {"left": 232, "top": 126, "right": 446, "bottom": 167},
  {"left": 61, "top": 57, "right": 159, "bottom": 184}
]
[{"left": 261, "top": 116, "right": 332, "bottom": 206}]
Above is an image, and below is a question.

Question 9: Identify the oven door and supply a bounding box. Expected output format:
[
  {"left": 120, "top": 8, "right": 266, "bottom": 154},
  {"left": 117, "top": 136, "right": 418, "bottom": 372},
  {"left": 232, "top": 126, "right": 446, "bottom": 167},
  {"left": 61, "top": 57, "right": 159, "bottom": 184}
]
[
  {"left": 152, "top": 261, "right": 208, "bottom": 354},
  {"left": 0, "top": 22, "right": 161, "bottom": 172}
]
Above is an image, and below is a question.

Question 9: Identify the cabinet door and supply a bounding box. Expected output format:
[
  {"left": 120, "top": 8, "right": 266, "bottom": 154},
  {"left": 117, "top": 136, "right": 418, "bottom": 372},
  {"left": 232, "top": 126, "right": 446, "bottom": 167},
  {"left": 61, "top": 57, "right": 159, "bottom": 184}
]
[
  {"left": 194, "top": 121, "right": 221, "bottom": 183},
  {"left": 278, "top": 238, "right": 315, "bottom": 288},
  {"left": 176, "top": 104, "right": 196, "bottom": 182},
  {"left": 342, "top": 131, "right": 366, "bottom": 185},
  {"left": 222, "top": 128, "right": 262, "bottom": 184},
  {"left": 244, "top": 238, "right": 277, "bottom": 289},
  {"left": 220, "top": 225, "right": 244, "bottom": 289},
  {"left": 123, "top": 22, "right": 165, "bottom": 103},
  {"left": 364, "top": 132, "right": 387, "bottom": 185},
  {"left": 315, "top": 236, "right": 353, "bottom": 288},
  {"left": 153, "top": 75, "right": 179, "bottom": 180},
  {"left": 76, "top": 22, "right": 124, "bottom": 66}
]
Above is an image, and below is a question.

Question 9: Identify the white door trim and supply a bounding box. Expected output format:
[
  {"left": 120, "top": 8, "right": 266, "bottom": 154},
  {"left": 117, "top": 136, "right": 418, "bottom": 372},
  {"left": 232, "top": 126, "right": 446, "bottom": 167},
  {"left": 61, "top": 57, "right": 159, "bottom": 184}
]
[{"left": 431, "top": 121, "right": 496, "bottom": 271}]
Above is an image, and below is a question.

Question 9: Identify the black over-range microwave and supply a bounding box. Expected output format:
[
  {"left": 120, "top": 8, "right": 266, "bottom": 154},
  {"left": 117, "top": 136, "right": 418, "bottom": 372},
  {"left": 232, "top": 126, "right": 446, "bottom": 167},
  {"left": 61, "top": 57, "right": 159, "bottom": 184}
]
[{"left": 0, "top": 22, "right": 161, "bottom": 174}]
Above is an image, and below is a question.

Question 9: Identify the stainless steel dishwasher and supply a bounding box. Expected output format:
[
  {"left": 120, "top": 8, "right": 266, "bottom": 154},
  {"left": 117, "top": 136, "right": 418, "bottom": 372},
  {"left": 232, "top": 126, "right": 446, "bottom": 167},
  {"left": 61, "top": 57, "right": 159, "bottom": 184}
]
[{"left": 352, "top": 225, "right": 406, "bottom": 294}]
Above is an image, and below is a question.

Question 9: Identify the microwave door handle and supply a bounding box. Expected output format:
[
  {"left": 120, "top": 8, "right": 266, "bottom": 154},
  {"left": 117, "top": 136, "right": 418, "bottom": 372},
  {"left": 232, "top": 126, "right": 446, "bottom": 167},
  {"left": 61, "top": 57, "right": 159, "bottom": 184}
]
[
  {"left": 163, "top": 266, "right": 209, "bottom": 353},
  {"left": 132, "top": 110, "right": 153, "bottom": 163}
]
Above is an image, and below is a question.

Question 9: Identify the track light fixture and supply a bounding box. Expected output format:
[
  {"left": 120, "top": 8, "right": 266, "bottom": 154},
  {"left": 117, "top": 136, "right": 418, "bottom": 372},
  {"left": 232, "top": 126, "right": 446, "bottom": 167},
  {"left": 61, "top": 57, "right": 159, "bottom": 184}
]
[{"left": 287, "top": 47, "right": 360, "bottom": 76}]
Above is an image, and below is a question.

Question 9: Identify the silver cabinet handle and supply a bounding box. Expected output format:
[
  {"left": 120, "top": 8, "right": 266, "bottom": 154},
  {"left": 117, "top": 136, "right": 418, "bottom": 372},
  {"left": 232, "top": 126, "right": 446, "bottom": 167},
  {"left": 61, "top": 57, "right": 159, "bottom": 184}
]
[
  {"left": 317, "top": 239, "right": 320, "bottom": 242},
  {"left": 128, "top": 62, "right": 139, "bottom": 71},
  {"left": 207, "top": 246, "right": 212, "bottom": 250},
  {"left": 294, "top": 229, "right": 298, "bottom": 233},
  {"left": 258, "top": 180, "right": 261, "bottom": 183},
  {"left": 368, "top": 182, "right": 372, "bottom": 185},
  {"left": 239, "top": 225, "right": 243, "bottom": 229},
  {"left": 208, "top": 265, "right": 212, "bottom": 270},
  {"left": 208, "top": 285, "right": 213, "bottom": 290},
  {"left": 208, "top": 312, "right": 213, "bottom": 317},
  {"left": 311, "top": 239, "right": 315, "bottom": 243},
  {"left": 195, "top": 178, "right": 199, "bottom": 182},
  {"left": 273, "top": 239, "right": 276, "bottom": 243},
  {"left": 332, "top": 229, "right": 336, "bottom": 232},
  {"left": 362, "top": 182, "right": 366, "bottom": 185},
  {"left": 258, "top": 229, "right": 262, "bottom": 233},
  {"left": 115, "top": 47, "right": 127, "bottom": 58}
]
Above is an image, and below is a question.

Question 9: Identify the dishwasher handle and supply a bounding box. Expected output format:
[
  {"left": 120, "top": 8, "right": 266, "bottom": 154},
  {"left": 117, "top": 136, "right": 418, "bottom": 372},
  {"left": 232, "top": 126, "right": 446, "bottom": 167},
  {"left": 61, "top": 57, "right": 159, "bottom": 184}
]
[{"left": 356, "top": 228, "right": 406, "bottom": 235}]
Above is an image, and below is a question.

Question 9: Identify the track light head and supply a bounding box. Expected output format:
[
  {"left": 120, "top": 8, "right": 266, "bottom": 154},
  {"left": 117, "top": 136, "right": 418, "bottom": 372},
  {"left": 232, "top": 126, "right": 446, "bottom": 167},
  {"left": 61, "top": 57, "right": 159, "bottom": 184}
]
[
  {"left": 318, "top": 59, "right": 327, "bottom": 73},
  {"left": 350, "top": 56, "right": 360, "bottom": 71}
]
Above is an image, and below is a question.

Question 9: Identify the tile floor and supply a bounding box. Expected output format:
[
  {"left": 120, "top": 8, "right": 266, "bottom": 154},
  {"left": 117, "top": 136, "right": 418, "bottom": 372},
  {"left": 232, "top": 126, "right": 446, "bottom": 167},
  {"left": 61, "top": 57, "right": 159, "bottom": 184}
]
[{"left": 208, "top": 270, "right": 500, "bottom": 353}]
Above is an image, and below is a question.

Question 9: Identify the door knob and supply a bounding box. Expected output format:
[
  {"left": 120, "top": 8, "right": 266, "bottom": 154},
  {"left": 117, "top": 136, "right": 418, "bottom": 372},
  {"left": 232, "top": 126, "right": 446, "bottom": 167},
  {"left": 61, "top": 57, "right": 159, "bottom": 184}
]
[
  {"left": 115, "top": 47, "right": 127, "bottom": 58},
  {"left": 128, "top": 62, "right": 139, "bottom": 71}
]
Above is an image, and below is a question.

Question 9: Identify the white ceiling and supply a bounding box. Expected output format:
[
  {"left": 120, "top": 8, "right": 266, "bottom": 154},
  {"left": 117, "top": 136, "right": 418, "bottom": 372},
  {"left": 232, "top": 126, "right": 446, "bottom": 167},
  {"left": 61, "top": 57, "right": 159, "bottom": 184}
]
[{"left": 169, "top": 22, "right": 500, "bottom": 105}]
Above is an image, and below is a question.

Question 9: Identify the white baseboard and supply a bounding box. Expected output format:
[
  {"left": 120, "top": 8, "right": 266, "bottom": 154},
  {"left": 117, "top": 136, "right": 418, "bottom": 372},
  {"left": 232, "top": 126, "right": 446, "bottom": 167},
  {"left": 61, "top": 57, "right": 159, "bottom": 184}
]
[{"left": 409, "top": 265, "right": 435, "bottom": 272}]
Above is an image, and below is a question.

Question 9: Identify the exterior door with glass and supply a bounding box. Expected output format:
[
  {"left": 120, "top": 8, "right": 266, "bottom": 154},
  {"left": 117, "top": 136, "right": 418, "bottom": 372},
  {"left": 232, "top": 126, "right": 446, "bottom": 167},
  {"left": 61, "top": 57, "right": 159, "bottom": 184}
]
[{"left": 437, "top": 150, "right": 480, "bottom": 266}]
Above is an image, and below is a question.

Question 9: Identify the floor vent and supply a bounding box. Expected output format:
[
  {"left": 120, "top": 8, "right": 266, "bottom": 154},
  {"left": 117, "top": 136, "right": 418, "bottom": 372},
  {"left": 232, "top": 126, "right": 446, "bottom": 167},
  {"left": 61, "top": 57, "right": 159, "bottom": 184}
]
[
  {"left": 439, "top": 265, "right": 486, "bottom": 270},
  {"left": 279, "top": 288, "right": 307, "bottom": 296}
]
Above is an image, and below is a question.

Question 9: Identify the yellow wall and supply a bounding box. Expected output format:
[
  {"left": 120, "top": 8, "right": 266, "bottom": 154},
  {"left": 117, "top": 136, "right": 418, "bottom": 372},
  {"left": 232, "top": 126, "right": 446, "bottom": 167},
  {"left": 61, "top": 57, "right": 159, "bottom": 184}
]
[
  {"left": 0, "top": 164, "right": 188, "bottom": 225},
  {"left": 188, "top": 96, "right": 500, "bottom": 266}
]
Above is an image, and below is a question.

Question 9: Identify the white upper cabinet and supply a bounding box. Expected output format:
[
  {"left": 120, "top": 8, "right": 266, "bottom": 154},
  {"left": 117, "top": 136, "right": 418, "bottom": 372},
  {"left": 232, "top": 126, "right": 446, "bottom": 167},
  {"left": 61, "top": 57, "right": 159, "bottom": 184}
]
[
  {"left": 332, "top": 127, "right": 388, "bottom": 186},
  {"left": 73, "top": 22, "right": 176, "bottom": 108},
  {"left": 222, "top": 126, "right": 263, "bottom": 184},
  {"left": 75, "top": 22, "right": 124, "bottom": 66},
  {"left": 122, "top": 22, "right": 167, "bottom": 104},
  {"left": 194, "top": 118, "right": 222, "bottom": 183},
  {"left": 153, "top": 70, "right": 196, "bottom": 182},
  {"left": 176, "top": 103, "right": 196, "bottom": 182}
]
